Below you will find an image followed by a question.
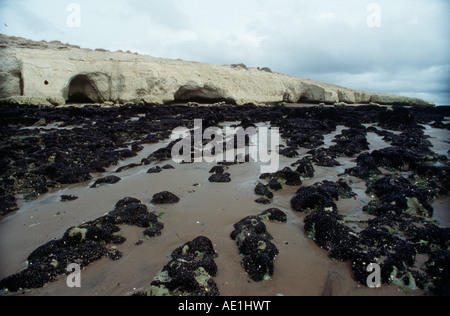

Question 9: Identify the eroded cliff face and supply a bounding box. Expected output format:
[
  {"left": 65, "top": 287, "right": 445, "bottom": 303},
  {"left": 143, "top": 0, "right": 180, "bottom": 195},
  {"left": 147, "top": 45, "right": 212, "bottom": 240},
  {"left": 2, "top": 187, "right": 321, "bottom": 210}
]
[{"left": 0, "top": 34, "right": 435, "bottom": 107}]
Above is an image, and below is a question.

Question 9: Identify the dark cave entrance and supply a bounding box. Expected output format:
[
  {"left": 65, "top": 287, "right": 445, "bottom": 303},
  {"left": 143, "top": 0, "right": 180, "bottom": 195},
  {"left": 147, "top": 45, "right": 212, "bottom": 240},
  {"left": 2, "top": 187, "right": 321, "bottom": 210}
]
[
  {"left": 66, "top": 75, "right": 102, "bottom": 104},
  {"left": 171, "top": 85, "right": 237, "bottom": 105}
]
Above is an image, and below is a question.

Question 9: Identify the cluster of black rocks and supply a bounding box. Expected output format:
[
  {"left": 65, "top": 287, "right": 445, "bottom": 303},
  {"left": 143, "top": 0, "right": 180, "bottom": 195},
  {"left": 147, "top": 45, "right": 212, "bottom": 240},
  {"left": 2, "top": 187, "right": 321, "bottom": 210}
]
[
  {"left": 0, "top": 197, "right": 164, "bottom": 292},
  {"left": 288, "top": 106, "right": 450, "bottom": 295},
  {"left": 1, "top": 103, "right": 449, "bottom": 295}
]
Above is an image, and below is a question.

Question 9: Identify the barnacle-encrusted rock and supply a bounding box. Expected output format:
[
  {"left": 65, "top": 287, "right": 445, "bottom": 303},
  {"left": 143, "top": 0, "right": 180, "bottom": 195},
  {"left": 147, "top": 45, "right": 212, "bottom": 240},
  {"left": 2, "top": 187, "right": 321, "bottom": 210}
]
[
  {"left": 146, "top": 236, "right": 219, "bottom": 296},
  {"left": 231, "top": 209, "right": 287, "bottom": 282},
  {"left": 0, "top": 197, "right": 164, "bottom": 292},
  {"left": 291, "top": 180, "right": 355, "bottom": 213}
]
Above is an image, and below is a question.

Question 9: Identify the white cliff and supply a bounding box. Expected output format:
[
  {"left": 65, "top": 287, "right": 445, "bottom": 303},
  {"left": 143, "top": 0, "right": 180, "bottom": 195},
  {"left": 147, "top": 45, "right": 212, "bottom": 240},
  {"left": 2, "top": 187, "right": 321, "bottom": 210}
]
[{"left": 0, "top": 34, "right": 435, "bottom": 107}]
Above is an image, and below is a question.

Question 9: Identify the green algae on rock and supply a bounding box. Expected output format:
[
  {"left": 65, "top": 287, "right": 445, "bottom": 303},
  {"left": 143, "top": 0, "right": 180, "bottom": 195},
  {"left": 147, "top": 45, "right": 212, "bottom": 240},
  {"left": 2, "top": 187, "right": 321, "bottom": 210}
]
[
  {"left": 0, "top": 197, "right": 164, "bottom": 293},
  {"left": 230, "top": 209, "right": 287, "bottom": 282},
  {"left": 145, "top": 236, "right": 219, "bottom": 296}
]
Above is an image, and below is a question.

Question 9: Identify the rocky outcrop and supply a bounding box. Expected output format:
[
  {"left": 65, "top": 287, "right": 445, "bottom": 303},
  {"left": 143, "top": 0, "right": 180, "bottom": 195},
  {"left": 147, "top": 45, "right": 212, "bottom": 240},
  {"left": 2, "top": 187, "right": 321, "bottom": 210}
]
[{"left": 0, "top": 34, "right": 434, "bottom": 107}]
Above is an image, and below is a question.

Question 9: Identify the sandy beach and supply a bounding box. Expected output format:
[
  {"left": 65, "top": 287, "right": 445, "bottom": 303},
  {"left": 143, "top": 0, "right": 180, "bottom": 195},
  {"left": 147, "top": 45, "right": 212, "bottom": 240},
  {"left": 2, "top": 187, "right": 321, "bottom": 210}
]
[{"left": 0, "top": 104, "right": 449, "bottom": 296}]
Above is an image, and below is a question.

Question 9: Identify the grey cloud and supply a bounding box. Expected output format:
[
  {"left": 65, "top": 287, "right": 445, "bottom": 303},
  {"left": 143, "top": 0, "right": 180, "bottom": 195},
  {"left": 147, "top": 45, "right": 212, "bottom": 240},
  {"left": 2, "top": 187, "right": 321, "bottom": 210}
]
[{"left": 0, "top": 0, "right": 448, "bottom": 105}]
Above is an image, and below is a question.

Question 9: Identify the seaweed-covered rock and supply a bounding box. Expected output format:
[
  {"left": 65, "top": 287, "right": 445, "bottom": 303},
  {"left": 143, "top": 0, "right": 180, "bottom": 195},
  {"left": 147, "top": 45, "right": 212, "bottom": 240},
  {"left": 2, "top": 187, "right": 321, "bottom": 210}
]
[
  {"left": 370, "top": 147, "right": 423, "bottom": 171},
  {"left": 414, "top": 164, "right": 450, "bottom": 196},
  {"left": 292, "top": 186, "right": 337, "bottom": 213},
  {"left": 268, "top": 178, "right": 283, "bottom": 191},
  {"left": 0, "top": 197, "right": 164, "bottom": 292},
  {"left": 209, "top": 165, "right": 226, "bottom": 174},
  {"left": 279, "top": 146, "right": 299, "bottom": 158},
  {"left": 424, "top": 250, "right": 450, "bottom": 296},
  {"left": 255, "top": 197, "right": 271, "bottom": 205},
  {"left": 151, "top": 191, "right": 180, "bottom": 204},
  {"left": 116, "top": 163, "right": 142, "bottom": 173},
  {"left": 110, "top": 198, "right": 161, "bottom": 229},
  {"left": 286, "top": 133, "right": 324, "bottom": 150},
  {"left": 146, "top": 236, "right": 219, "bottom": 296},
  {"left": 293, "top": 158, "right": 315, "bottom": 179},
  {"left": 328, "top": 127, "right": 369, "bottom": 158},
  {"left": 345, "top": 153, "right": 381, "bottom": 180},
  {"left": 90, "top": 175, "right": 121, "bottom": 188},
  {"left": 260, "top": 167, "right": 302, "bottom": 186},
  {"left": 0, "top": 188, "right": 18, "bottom": 215},
  {"left": 259, "top": 208, "right": 287, "bottom": 223},
  {"left": 42, "top": 161, "right": 92, "bottom": 184},
  {"left": 208, "top": 173, "right": 231, "bottom": 183},
  {"left": 230, "top": 213, "right": 285, "bottom": 282},
  {"left": 291, "top": 180, "right": 355, "bottom": 213},
  {"left": 306, "top": 195, "right": 450, "bottom": 295},
  {"left": 0, "top": 242, "right": 111, "bottom": 292},
  {"left": 365, "top": 175, "right": 434, "bottom": 217},
  {"left": 61, "top": 195, "right": 79, "bottom": 202},
  {"left": 254, "top": 182, "right": 273, "bottom": 199},
  {"left": 307, "top": 148, "right": 341, "bottom": 167},
  {"left": 304, "top": 211, "right": 360, "bottom": 261},
  {"left": 147, "top": 166, "right": 162, "bottom": 174}
]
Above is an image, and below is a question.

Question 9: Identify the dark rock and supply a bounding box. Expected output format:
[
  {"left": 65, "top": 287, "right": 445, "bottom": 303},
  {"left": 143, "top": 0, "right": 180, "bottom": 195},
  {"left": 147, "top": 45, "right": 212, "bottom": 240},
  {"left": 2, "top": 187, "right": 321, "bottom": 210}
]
[
  {"left": 116, "top": 163, "right": 141, "bottom": 173},
  {"left": 208, "top": 173, "right": 231, "bottom": 183},
  {"left": 425, "top": 250, "right": 450, "bottom": 296},
  {"left": 308, "top": 148, "right": 341, "bottom": 167},
  {"left": 292, "top": 186, "right": 337, "bottom": 213},
  {"left": 209, "top": 166, "right": 225, "bottom": 174},
  {"left": 293, "top": 158, "right": 315, "bottom": 179},
  {"left": 91, "top": 175, "right": 121, "bottom": 188},
  {"left": 255, "top": 197, "right": 271, "bottom": 205},
  {"left": 254, "top": 182, "right": 273, "bottom": 199},
  {"left": 259, "top": 208, "right": 287, "bottom": 223},
  {"left": 0, "top": 189, "right": 18, "bottom": 215},
  {"left": 147, "top": 236, "right": 219, "bottom": 296},
  {"left": 230, "top": 216, "right": 268, "bottom": 241},
  {"left": 291, "top": 180, "right": 355, "bottom": 213},
  {"left": 414, "top": 164, "right": 450, "bottom": 196},
  {"left": 147, "top": 166, "right": 162, "bottom": 174},
  {"left": 61, "top": 195, "right": 78, "bottom": 202},
  {"left": 268, "top": 178, "right": 282, "bottom": 191},
  {"left": 42, "top": 161, "right": 92, "bottom": 184},
  {"left": 365, "top": 175, "right": 434, "bottom": 217},
  {"left": 370, "top": 147, "right": 423, "bottom": 171},
  {"left": 345, "top": 152, "right": 381, "bottom": 180},
  {"left": 230, "top": 214, "right": 282, "bottom": 282},
  {"left": 0, "top": 197, "right": 164, "bottom": 292},
  {"left": 304, "top": 211, "right": 360, "bottom": 261},
  {"left": 151, "top": 191, "right": 180, "bottom": 204},
  {"left": 279, "top": 147, "right": 299, "bottom": 158},
  {"left": 262, "top": 167, "right": 302, "bottom": 187},
  {"left": 328, "top": 127, "right": 369, "bottom": 157}
]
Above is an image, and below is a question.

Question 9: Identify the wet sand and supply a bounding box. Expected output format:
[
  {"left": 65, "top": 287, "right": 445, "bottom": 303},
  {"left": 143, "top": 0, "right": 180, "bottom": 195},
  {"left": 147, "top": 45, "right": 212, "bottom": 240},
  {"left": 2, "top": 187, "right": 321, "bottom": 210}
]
[{"left": 0, "top": 114, "right": 449, "bottom": 296}]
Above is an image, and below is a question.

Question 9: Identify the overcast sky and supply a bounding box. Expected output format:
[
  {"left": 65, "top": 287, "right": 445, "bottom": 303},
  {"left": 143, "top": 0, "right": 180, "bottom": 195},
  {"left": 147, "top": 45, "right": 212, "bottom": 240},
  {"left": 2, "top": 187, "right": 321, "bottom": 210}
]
[{"left": 1, "top": 0, "right": 449, "bottom": 105}]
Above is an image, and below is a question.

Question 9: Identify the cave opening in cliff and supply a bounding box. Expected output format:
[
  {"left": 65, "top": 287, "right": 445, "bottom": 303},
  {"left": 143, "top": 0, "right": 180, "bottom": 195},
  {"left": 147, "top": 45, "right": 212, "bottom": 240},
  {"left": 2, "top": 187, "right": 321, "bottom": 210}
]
[
  {"left": 172, "top": 85, "right": 237, "bottom": 105},
  {"left": 66, "top": 75, "right": 102, "bottom": 104}
]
